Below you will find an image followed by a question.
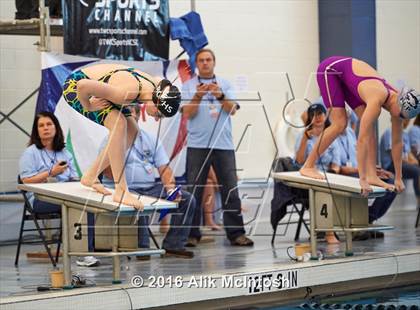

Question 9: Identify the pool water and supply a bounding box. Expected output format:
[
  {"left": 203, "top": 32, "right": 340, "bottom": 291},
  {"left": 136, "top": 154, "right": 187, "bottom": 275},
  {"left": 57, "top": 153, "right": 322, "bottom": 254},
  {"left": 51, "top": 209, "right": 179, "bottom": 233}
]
[{"left": 263, "top": 285, "right": 420, "bottom": 310}]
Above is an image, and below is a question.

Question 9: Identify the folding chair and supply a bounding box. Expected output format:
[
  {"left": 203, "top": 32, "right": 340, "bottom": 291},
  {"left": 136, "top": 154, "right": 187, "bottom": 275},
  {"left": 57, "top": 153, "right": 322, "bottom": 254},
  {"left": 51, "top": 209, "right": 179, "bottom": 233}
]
[
  {"left": 15, "top": 176, "right": 62, "bottom": 267},
  {"left": 270, "top": 157, "right": 310, "bottom": 245}
]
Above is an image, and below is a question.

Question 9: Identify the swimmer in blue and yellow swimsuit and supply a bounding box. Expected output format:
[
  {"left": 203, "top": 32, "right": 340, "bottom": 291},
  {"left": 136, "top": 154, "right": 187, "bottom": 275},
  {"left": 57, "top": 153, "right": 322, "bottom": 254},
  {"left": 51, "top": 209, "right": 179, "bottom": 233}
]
[
  {"left": 63, "top": 67, "right": 148, "bottom": 125},
  {"left": 62, "top": 63, "right": 181, "bottom": 208}
]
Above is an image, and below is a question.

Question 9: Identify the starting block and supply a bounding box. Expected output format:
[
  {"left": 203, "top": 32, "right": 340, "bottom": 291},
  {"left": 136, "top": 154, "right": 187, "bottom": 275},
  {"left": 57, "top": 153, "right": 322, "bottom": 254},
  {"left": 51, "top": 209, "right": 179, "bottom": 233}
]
[
  {"left": 18, "top": 182, "right": 176, "bottom": 287},
  {"left": 271, "top": 172, "right": 393, "bottom": 258}
]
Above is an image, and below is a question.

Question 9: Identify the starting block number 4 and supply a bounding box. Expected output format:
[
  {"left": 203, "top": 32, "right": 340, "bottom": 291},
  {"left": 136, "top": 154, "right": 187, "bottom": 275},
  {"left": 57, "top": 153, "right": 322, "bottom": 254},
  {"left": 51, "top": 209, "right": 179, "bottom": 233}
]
[{"left": 314, "top": 191, "right": 369, "bottom": 229}]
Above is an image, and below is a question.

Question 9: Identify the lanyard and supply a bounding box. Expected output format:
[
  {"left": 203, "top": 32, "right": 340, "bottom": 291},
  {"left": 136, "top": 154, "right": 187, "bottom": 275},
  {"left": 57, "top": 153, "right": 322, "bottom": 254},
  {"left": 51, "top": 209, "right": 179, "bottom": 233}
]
[
  {"left": 41, "top": 149, "right": 57, "bottom": 170},
  {"left": 132, "top": 133, "right": 154, "bottom": 165}
]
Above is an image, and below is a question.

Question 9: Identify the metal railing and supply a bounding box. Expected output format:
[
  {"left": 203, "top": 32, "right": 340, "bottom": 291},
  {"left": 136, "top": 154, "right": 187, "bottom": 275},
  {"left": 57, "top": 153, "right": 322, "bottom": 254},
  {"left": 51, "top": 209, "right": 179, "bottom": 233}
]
[
  {"left": 0, "top": 0, "right": 51, "bottom": 51},
  {"left": 38, "top": 0, "right": 50, "bottom": 51}
]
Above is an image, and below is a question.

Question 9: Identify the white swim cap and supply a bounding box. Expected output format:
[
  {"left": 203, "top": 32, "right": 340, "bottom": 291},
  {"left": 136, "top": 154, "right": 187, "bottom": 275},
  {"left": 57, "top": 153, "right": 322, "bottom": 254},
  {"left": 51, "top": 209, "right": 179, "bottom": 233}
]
[{"left": 398, "top": 87, "right": 420, "bottom": 119}]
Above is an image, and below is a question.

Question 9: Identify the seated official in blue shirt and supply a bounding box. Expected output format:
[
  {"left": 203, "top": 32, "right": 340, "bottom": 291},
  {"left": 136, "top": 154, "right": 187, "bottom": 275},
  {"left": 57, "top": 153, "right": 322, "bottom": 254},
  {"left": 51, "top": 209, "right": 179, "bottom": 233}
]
[
  {"left": 336, "top": 123, "right": 397, "bottom": 241},
  {"left": 294, "top": 103, "right": 341, "bottom": 244},
  {"left": 19, "top": 111, "right": 99, "bottom": 267},
  {"left": 295, "top": 104, "right": 341, "bottom": 174},
  {"left": 380, "top": 119, "right": 420, "bottom": 201},
  {"left": 101, "top": 106, "right": 196, "bottom": 259},
  {"left": 19, "top": 112, "right": 79, "bottom": 208}
]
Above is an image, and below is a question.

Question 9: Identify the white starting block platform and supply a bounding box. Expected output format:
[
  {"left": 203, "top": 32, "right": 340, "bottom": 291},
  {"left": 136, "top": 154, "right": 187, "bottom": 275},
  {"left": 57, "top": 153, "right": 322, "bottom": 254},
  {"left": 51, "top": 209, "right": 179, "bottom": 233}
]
[
  {"left": 271, "top": 172, "right": 394, "bottom": 258},
  {"left": 17, "top": 182, "right": 177, "bottom": 287}
]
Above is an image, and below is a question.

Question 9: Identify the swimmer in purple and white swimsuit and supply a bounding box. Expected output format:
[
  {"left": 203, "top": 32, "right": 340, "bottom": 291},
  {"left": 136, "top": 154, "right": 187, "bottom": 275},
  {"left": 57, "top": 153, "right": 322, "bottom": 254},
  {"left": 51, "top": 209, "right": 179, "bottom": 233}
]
[
  {"left": 317, "top": 56, "right": 397, "bottom": 111},
  {"left": 300, "top": 56, "right": 420, "bottom": 196}
]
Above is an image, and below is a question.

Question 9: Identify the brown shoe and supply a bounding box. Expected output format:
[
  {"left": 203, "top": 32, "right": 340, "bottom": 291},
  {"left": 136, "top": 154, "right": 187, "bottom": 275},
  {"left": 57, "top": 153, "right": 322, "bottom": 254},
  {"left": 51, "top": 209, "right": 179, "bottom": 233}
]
[
  {"left": 163, "top": 249, "right": 194, "bottom": 259},
  {"left": 136, "top": 255, "right": 151, "bottom": 261},
  {"left": 186, "top": 236, "right": 215, "bottom": 247},
  {"left": 199, "top": 236, "right": 215, "bottom": 244},
  {"left": 186, "top": 237, "right": 199, "bottom": 247},
  {"left": 230, "top": 235, "right": 254, "bottom": 246}
]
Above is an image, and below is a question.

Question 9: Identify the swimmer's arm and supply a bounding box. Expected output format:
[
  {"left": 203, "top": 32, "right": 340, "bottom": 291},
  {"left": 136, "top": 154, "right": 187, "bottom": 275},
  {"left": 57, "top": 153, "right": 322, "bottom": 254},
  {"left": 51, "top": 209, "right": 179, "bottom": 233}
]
[
  {"left": 77, "top": 79, "right": 133, "bottom": 110},
  {"left": 390, "top": 116, "right": 403, "bottom": 181},
  {"left": 357, "top": 102, "right": 381, "bottom": 182}
]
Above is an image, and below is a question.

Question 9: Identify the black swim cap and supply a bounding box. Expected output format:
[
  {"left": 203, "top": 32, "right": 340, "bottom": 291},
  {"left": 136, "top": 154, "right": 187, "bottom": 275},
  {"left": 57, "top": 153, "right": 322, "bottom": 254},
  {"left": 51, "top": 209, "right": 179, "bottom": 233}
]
[{"left": 152, "top": 79, "right": 181, "bottom": 117}]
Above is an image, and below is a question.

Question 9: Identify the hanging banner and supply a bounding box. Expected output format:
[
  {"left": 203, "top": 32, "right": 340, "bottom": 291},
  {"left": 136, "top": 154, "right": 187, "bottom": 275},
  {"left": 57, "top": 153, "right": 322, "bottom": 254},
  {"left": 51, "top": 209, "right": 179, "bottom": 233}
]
[{"left": 62, "top": 0, "right": 170, "bottom": 61}]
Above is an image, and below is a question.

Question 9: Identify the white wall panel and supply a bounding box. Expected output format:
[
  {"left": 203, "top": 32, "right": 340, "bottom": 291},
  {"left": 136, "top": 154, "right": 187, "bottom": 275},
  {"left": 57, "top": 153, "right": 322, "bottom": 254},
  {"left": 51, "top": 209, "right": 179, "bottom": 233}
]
[{"left": 376, "top": 0, "right": 420, "bottom": 138}]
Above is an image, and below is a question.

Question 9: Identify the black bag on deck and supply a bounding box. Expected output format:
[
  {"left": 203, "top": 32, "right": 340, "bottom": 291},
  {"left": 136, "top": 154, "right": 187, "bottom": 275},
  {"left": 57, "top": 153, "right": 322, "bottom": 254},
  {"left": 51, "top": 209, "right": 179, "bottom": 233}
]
[{"left": 270, "top": 157, "right": 308, "bottom": 236}]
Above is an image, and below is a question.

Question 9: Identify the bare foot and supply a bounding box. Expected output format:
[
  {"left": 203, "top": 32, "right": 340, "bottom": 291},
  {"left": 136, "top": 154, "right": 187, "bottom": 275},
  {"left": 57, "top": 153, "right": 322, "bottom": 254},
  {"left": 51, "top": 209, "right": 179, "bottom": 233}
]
[
  {"left": 205, "top": 223, "right": 223, "bottom": 231},
  {"left": 300, "top": 167, "right": 325, "bottom": 180},
  {"left": 366, "top": 176, "right": 395, "bottom": 191},
  {"left": 325, "top": 232, "right": 340, "bottom": 244},
  {"left": 114, "top": 189, "right": 144, "bottom": 211},
  {"left": 359, "top": 179, "right": 373, "bottom": 197},
  {"left": 92, "top": 183, "right": 112, "bottom": 195},
  {"left": 81, "top": 175, "right": 111, "bottom": 195}
]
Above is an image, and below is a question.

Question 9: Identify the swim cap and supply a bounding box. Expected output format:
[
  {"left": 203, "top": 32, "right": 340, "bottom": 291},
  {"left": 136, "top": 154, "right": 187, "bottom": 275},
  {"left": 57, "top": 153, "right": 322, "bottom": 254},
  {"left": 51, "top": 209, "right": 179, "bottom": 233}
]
[
  {"left": 398, "top": 87, "right": 420, "bottom": 119},
  {"left": 152, "top": 79, "right": 181, "bottom": 117}
]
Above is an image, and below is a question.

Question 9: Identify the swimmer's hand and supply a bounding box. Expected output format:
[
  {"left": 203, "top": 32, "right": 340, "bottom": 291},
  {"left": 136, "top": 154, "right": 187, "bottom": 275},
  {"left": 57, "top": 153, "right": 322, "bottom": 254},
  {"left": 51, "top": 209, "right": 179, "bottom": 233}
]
[
  {"left": 359, "top": 179, "right": 373, "bottom": 198},
  {"left": 89, "top": 97, "right": 111, "bottom": 111},
  {"left": 394, "top": 178, "right": 405, "bottom": 193}
]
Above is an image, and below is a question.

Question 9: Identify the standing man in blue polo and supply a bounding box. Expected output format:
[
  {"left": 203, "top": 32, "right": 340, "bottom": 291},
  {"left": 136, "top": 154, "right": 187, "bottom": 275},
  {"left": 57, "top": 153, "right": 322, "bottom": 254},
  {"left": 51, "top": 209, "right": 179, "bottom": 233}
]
[{"left": 181, "top": 48, "right": 253, "bottom": 247}]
